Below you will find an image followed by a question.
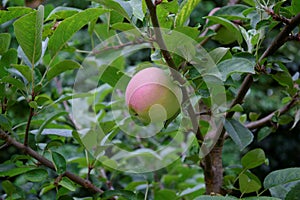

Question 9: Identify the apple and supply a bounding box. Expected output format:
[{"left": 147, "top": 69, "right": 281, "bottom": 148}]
[{"left": 125, "top": 67, "right": 182, "bottom": 123}]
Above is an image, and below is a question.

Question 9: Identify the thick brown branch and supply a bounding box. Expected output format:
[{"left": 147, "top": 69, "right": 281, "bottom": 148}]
[
  {"left": 246, "top": 94, "right": 299, "bottom": 130},
  {"left": 0, "top": 130, "right": 103, "bottom": 194},
  {"left": 259, "top": 12, "right": 300, "bottom": 63}
]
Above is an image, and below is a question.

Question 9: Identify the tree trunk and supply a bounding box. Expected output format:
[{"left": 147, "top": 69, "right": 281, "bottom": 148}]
[{"left": 202, "top": 145, "right": 224, "bottom": 195}]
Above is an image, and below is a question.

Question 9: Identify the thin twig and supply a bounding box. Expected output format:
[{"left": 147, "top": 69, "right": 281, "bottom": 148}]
[
  {"left": 0, "top": 129, "right": 104, "bottom": 194},
  {"left": 246, "top": 94, "right": 299, "bottom": 129},
  {"left": 24, "top": 105, "right": 34, "bottom": 146}
]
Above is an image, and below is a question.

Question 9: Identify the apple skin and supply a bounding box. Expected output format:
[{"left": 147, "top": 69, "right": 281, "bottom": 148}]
[{"left": 125, "top": 67, "right": 182, "bottom": 123}]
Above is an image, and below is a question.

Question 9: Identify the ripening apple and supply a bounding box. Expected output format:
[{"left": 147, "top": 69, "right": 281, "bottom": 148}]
[{"left": 125, "top": 67, "right": 182, "bottom": 124}]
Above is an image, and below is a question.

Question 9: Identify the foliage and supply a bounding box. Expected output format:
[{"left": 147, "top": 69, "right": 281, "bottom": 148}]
[{"left": 0, "top": 0, "right": 300, "bottom": 199}]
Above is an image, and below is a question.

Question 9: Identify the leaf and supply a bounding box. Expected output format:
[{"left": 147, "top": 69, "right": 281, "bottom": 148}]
[
  {"left": 0, "top": 7, "right": 33, "bottom": 24},
  {"left": 244, "top": 197, "right": 281, "bottom": 200},
  {"left": 35, "top": 111, "right": 68, "bottom": 141},
  {"left": 47, "top": 60, "right": 81, "bottom": 81},
  {"left": 101, "top": 189, "right": 142, "bottom": 200},
  {"left": 241, "top": 148, "right": 266, "bottom": 169},
  {"left": 0, "top": 48, "right": 18, "bottom": 78},
  {"left": 155, "top": 189, "right": 178, "bottom": 200},
  {"left": 291, "top": 109, "right": 300, "bottom": 129},
  {"left": 0, "top": 114, "right": 12, "bottom": 131},
  {"left": 195, "top": 196, "right": 238, "bottom": 200},
  {"left": 93, "top": 0, "right": 131, "bottom": 20},
  {"left": 11, "top": 64, "right": 33, "bottom": 83},
  {"left": 239, "top": 173, "right": 261, "bottom": 193},
  {"left": 31, "top": 128, "right": 73, "bottom": 137},
  {"left": 258, "top": 126, "right": 274, "bottom": 142},
  {"left": 24, "top": 168, "right": 48, "bottom": 182},
  {"left": 292, "top": 0, "right": 300, "bottom": 15},
  {"left": 59, "top": 177, "right": 76, "bottom": 192},
  {"left": 51, "top": 151, "right": 67, "bottom": 174},
  {"left": 100, "top": 66, "right": 130, "bottom": 87},
  {"left": 111, "top": 22, "right": 141, "bottom": 36},
  {"left": 175, "top": 0, "right": 201, "bottom": 27},
  {"left": 179, "top": 184, "right": 205, "bottom": 197},
  {"left": 271, "top": 71, "right": 294, "bottom": 89},
  {"left": 286, "top": 182, "right": 300, "bottom": 200},
  {"left": 0, "top": 76, "right": 26, "bottom": 91},
  {"left": 0, "top": 166, "right": 34, "bottom": 177},
  {"left": 214, "top": 4, "right": 250, "bottom": 20},
  {"left": 130, "top": 0, "right": 145, "bottom": 21},
  {"left": 216, "top": 58, "right": 255, "bottom": 81},
  {"left": 0, "top": 33, "right": 11, "bottom": 55},
  {"left": 1, "top": 180, "right": 16, "bottom": 195},
  {"left": 209, "top": 47, "right": 231, "bottom": 64},
  {"left": 13, "top": 5, "right": 44, "bottom": 64},
  {"left": 224, "top": 118, "right": 254, "bottom": 150},
  {"left": 264, "top": 168, "right": 300, "bottom": 189},
  {"left": 206, "top": 16, "right": 243, "bottom": 44},
  {"left": 48, "top": 8, "right": 108, "bottom": 57},
  {"left": 45, "top": 6, "right": 81, "bottom": 21}
]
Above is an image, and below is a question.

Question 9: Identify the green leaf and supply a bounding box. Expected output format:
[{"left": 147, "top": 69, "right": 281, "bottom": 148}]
[
  {"left": 155, "top": 189, "right": 178, "bottom": 200},
  {"left": 175, "top": 0, "right": 201, "bottom": 27},
  {"left": 286, "top": 182, "right": 300, "bottom": 200},
  {"left": 100, "top": 66, "right": 130, "bottom": 87},
  {"left": 130, "top": 0, "right": 145, "bottom": 21},
  {"left": 195, "top": 196, "right": 237, "bottom": 200},
  {"left": 48, "top": 8, "right": 108, "bottom": 57},
  {"left": 45, "top": 6, "right": 81, "bottom": 21},
  {"left": 101, "top": 189, "right": 142, "bottom": 200},
  {"left": 47, "top": 60, "right": 81, "bottom": 81},
  {"left": 35, "top": 111, "right": 68, "bottom": 141},
  {"left": 1, "top": 180, "right": 16, "bottom": 195},
  {"left": 239, "top": 173, "right": 261, "bottom": 193},
  {"left": 271, "top": 71, "right": 294, "bottom": 89},
  {"left": 216, "top": 58, "right": 255, "bottom": 81},
  {"left": 258, "top": 126, "right": 274, "bottom": 142},
  {"left": 264, "top": 168, "right": 300, "bottom": 189},
  {"left": 209, "top": 47, "right": 231, "bottom": 64},
  {"left": 229, "top": 104, "right": 244, "bottom": 112},
  {"left": 51, "top": 151, "right": 67, "bottom": 174},
  {"left": 292, "top": 0, "right": 300, "bottom": 15},
  {"left": 278, "top": 114, "right": 293, "bottom": 125},
  {"left": 11, "top": 64, "right": 33, "bottom": 83},
  {"left": 241, "top": 148, "right": 266, "bottom": 169},
  {"left": 0, "top": 7, "right": 33, "bottom": 24},
  {"left": 0, "top": 166, "right": 34, "bottom": 177},
  {"left": 214, "top": 4, "right": 250, "bottom": 20},
  {"left": 13, "top": 5, "right": 44, "bottom": 64},
  {"left": 244, "top": 197, "right": 281, "bottom": 200},
  {"left": 206, "top": 16, "right": 243, "bottom": 44},
  {"left": 0, "top": 114, "right": 12, "bottom": 131},
  {"left": 93, "top": 0, "right": 131, "bottom": 20},
  {"left": 0, "top": 33, "right": 11, "bottom": 55},
  {"left": 0, "top": 48, "right": 18, "bottom": 78},
  {"left": 111, "top": 22, "right": 141, "bottom": 36},
  {"left": 224, "top": 118, "right": 254, "bottom": 150},
  {"left": 59, "top": 177, "right": 76, "bottom": 192},
  {"left": 24, "top": 168, "right": 48, "bottom": 182},
  {"left": 0, "top": 76, "right": 26, "bottom": 91}
]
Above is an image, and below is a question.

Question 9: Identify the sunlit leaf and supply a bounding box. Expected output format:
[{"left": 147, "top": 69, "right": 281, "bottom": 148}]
[{"left": 13, "top": 5, "right": 43, "bottom": 64}]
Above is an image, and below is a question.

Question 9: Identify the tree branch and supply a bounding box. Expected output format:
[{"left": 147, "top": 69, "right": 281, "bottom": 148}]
[
  {"left": 0, "top": 129, "right": 104, "bottom": 194},
  {"left": 24, "top": 96, "right": 35, "bottom": 146},
  {"left": 246, "top": 94, "right": 299, "bottom": 130}
]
